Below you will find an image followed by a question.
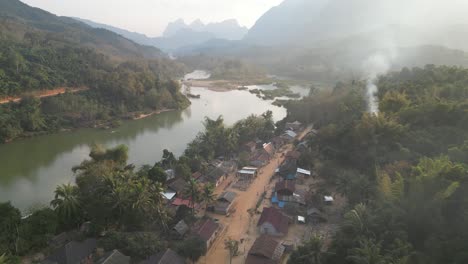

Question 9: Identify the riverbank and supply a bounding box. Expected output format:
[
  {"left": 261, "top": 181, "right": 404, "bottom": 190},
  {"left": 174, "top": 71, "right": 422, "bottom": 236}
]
[
  {"left": 132, "top": 109, "right": 175, "bottom": 120},
  {"left": 184, "top": 79, "right": 272, "bottom": 92}
]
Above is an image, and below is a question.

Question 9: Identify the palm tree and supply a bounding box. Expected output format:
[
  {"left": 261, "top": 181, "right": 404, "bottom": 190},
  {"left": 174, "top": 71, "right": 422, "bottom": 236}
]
[
  {"left": 347, "top": 239, "right": 386, "bottom": 264},
  {"left": 297, "top": 236, "right": 324, "bottom": 264},
  {"left": 344, "top": 203, "right": 370, "bottom": 236},
  {"left": 201, "top": 183, "right": 216, "bottom": 208},
  {"left": 50, "top": 183, "right": 81, "bottom": 224},
  {"left": 224, "top": 238, "right": 239, "bottom": 264},
  {"left": 183, "top": 178, "right": 201, "bottom": 216}
]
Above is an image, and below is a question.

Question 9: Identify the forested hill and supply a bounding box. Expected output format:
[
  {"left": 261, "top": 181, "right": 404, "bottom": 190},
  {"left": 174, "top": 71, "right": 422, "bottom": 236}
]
[
  {"left": 0, "top": 0, "right": 190, "bottom": 143},
  {"left": 285, "top": 65, "right": 468, "bottom": 264},
  {"left": 0, "top": 0, "right": 163, "bottom": 60}
]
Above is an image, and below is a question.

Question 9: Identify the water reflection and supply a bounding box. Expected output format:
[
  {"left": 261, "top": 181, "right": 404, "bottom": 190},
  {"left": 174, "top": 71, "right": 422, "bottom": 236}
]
[{"left": 0, "top": 83, "right": 287, "bottom": 211}]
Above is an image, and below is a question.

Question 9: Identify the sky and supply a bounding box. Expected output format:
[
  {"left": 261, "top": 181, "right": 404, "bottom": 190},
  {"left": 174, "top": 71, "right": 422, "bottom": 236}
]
[{"left": 20, "top": 0, "right": 284, "bottom": 37}]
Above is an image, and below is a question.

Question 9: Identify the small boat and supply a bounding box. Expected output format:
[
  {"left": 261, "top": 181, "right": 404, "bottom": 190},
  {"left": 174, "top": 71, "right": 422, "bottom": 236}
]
[{"left": 187, "top": 93, "right": 201, "bottom": 99}]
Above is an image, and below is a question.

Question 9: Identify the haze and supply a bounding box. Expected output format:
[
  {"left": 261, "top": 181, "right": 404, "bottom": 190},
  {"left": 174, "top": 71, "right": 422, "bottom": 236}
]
[{"left": 20, "top": 0, "right": 283, "bottom": 37}]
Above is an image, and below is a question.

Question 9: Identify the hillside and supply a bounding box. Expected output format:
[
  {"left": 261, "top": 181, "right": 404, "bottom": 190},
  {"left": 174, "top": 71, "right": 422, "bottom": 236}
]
[
  {"left": 0, "top": 0, "right": 163, "bottom": 60},
  {"left": 0, "top": 0, "right": 189, "bottom": 143}
]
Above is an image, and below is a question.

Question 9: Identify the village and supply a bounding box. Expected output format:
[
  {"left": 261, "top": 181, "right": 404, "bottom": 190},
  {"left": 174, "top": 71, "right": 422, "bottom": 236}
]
[{"left": 37, "top": 120, "right": 346, "bottom": 264}]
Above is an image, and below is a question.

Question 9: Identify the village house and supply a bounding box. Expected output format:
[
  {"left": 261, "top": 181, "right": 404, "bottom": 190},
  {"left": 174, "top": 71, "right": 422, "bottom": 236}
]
[
  {"left": 171, "top": 197, "right": 200, "bottom": 210},
  {"left": 141, "top": 249, "right": 185, "bottom": 264},
  {"left": 192, "top": 218, "right": 221, "bottom": 249},
  {"left": 274, "top": 180, "right": 296, "bottom": 202},
  {"left": 208, "top": 191, "right": 237, "bottom": 215},
  {"left": 296, "top": 141, "right": 309, "bottom": 153},
  {"left": 250, "top": 142, "right": 276, "bottom": 167},
  {"left": 43, "top": 238, "right": 97, "bottom": 264},
  {"left": 237, "top": 167, "right": 257, "bottom": 181},
  {"left": 307, "top": 208, "right": 328, "bottom": 224},
  {"left": 96, "top": 250, "right": 130, "bottom": 264},
  {"left": 296, "top": 168, "right": 311, "bottom": 179},
  {"left": 257, "top": 207, "right": 289, "bottom": 237},
  {"left": 172, "top": 220, "right": 189, "bottom": 237},
  {"left": 281, "top": 130, "right": 297, "bottom": 142},
  {"left": 245, "top": 235, "right": 285, "bottom": 264},
  {"left": 285, "top": 121, "right": 303, "bottom": 131}
]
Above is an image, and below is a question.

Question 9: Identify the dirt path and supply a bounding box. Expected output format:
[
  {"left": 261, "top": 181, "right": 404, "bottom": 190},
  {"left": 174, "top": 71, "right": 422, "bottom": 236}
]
[
  {"left": 199, "top": 126, "right": 312, "bottom": 264},
  {"left": 0, "top": 87, "right": 89, "bottom": 105}
]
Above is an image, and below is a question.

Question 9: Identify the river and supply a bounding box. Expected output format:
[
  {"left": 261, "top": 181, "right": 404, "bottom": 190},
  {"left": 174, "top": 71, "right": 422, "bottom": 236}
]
[{"left": 0, "top": 71, "right": 305, "bottom": 212}]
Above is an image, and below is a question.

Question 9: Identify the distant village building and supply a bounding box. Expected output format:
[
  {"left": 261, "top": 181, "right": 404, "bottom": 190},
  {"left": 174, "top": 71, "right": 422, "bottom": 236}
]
[
  {"left": 141, "top": 249, "right": 185, "bottom": 264},
  {"left": 307, "top": 208, "right": 328, "bottom": 224},
  {"left": 245, "top": 235, "right": 285, "bottom": 264},
  {"left": 43, "top": 238, "right": 97, "bottom": 264},
  {"left": 192, "top": 218, "right": 221, "bottom": 249},
  {"left": 96, "top": 250, "right": 130, "bottom": 264},
  {"left": 324, "top": 196, "right": 334, "bottom": 205},
  {"left": 209, "top": 191, "right": 237, "bottom": 215},
  {"left": 172, "top": 220, "right": 189, "bottom": 237},
  {"left": 237, "top": 167, "right": 257, "bottom": 180},
  {"left": 257, "top": 207, "right": 289, "bottom": 237},
  {"left": 250, "top": 142, "right": 275, "bottom": 167},
  {"left": 285, "top": 121, "right": 303, "bottom": 131},
  {"left": 282, "top": 130, "right": 297, "bottom": 142},
  {"left": 296, "top": 168, "right": 311, "bottom": 179},
  {"left": 275, "top": 180, "right": 296, "bottom": 202}
]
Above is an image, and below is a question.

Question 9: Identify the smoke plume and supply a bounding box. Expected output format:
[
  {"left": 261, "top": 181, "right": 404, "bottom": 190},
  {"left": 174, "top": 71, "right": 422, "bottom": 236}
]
[{"left": 362, "top": 48, "right": 397, "bottom": 115}]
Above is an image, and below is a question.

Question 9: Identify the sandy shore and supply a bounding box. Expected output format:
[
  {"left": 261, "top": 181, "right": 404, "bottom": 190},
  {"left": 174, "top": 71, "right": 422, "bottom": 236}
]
[{"left": 133, "top": 109, "right": 174, "bottom": 120}]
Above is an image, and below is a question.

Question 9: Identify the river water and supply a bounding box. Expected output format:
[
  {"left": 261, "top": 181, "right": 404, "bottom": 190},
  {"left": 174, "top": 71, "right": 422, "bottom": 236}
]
[{"left": 0, "top": 71, "right": 300, "bottom": 212}]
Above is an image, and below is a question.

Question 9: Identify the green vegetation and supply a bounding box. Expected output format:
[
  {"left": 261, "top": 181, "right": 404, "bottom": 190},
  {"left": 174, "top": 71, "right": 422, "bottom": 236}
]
[
  {"left": 0, "top": 111, "right": 276, "bottom": 261},
  {"left": 0, "top": 0, "right": 189, "bottom": 143},
  {"left": 286, "top": 65, "right": 468, "bottom": 264},
  {"left": 179, "top": 54, "right": 267, "bottom": 81}
]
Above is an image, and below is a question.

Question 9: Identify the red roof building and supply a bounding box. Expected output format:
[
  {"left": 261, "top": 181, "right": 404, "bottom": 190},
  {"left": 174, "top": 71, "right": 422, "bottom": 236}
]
[
  {"left": 257, "top": 207, "right": 289, "bottom": 237},
  {"left": 192, "top": 218, "right": 221, "bottom": 249},
  {"left": 246, "top": 235, "right": 285, "bottom": 264}
]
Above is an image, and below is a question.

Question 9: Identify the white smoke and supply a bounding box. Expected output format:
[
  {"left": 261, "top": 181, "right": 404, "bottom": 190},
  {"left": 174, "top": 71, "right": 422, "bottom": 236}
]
[{"left": 362, "top": 48, "right": 398, "bottom": 115}]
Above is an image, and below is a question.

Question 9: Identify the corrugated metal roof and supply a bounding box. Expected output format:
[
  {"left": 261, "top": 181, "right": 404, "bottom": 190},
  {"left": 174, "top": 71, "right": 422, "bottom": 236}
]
[
  {"left": 242, "top": 167, "right": 258, "bottom": 171},
  {"left": 297, "top": 168, "right": 311, "bottom": 175},
  {"left": 238, "top": 170, "right": 256, "bottom": 175}
]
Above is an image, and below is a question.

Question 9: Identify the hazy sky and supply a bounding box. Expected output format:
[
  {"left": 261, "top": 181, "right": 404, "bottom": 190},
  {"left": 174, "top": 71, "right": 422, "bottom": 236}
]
[{"left": 21, "top": 0, "right": 283, "bottom": 37}]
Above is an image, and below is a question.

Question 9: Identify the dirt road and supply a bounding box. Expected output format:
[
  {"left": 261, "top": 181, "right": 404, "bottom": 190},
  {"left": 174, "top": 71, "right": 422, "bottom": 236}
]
[
  {"left": 199, "top": 126, "right": 312, "bottom": 264},
  {"left": 0, "top": 87, "right": 88, "bottom": 105}
]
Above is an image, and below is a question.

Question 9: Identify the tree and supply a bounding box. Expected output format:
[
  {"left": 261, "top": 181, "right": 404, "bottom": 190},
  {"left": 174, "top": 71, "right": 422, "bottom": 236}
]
[
  {"left": 288, "top": 236, "right": 325, "bottom": 264},
  {"left": 347, "top": 239, "right": 386, "bottom": 264},
  {"left": 224, "top": 238, "right": 239, "bottom": 264},
  {"left": 161, "top": 149, "right": 176, "bottom": 169},
  {"left": 183, "top": 178, "right": 201, "bottom": 216},
  {"left": 0, "top": 202, "right": 21, "bottom": 255},
  {"left": 148, "top": 165, "right": 167, "bottom": 184},
  {"left": 177, "top": 236, "right": 207, "bottom": 263},
  {"left": 50, "top": 184, "right": 81, "bottom": 226},
  {"left": 201, "top": 183, "right": 215, "bottom": 208}
]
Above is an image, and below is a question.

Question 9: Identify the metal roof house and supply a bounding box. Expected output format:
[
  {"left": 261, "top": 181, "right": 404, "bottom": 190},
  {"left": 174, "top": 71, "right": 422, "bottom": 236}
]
[
  {"left": 257, "top": 207, "right": 289, "bottom": 237},
  {"left": 245, "top": 235, "right": 285, "bottom": 264},
  {"left": 96, "top": 250, "right": 130, "bottom": 264},
  {"left": 141, "top": 249, "right": 185, "bottom": 264},
  {"left": 43, "top": 238, "right": 97, "bottom": 264},
  {"left": 209, "top": 191, "right": 237, "bottom": 215}
]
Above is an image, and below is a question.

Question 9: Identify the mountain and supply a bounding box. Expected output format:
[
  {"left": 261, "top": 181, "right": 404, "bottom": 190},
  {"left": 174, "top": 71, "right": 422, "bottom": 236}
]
[
  {"left": 76, "top": 17, "right": 248, "bottom": 52},
  {"left": 73, "top": 17, "right": 156, "bottom": 47},
  {"left": 0, "top": 0, "right": 163, "bottom": 60},
  {"left": 163, "top": 18, "right": 248, "bottom": 40},
  {"left": 244, "top": 0, "right": 468, "bottom": 51}
]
